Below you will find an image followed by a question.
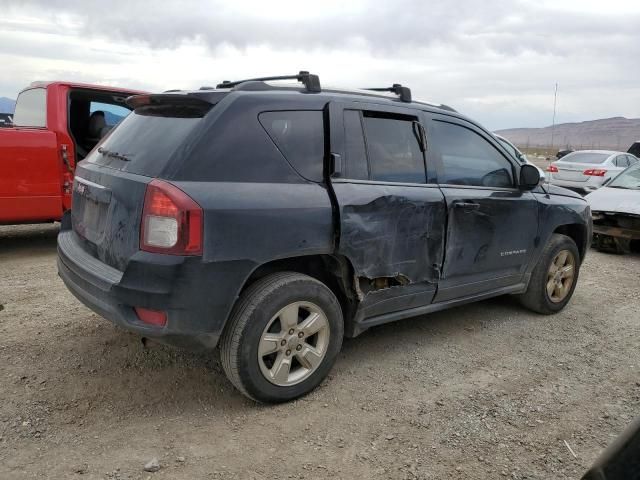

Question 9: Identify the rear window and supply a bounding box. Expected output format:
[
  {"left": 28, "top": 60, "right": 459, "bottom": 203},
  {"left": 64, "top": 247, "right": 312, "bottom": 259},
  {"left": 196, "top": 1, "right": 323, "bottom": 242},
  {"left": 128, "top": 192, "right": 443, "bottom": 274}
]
[
  {"left": 13, "top": 88, "right": 46, "bottom": 127},
  {"left": 86, "top": 108, "right": 204, "bottom": 177},
  {"left": 561, "top": 152, "right": 610, "bottom": 164},
  {"left": 259, "top": 111, "right": 325, "bottom": 182}
]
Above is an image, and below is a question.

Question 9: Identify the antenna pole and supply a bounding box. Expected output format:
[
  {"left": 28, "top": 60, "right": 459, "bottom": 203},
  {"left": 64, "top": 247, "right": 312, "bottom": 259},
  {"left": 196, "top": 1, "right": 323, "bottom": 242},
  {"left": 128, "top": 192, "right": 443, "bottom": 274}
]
[{"left": 550, "top": 82, "right": 558, "bottom": 151}]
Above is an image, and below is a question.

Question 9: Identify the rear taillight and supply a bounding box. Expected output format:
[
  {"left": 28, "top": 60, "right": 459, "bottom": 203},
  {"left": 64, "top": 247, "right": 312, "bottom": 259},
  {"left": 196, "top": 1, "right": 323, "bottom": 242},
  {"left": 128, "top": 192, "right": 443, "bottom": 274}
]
[
  {"left": 140, "top": 179, "right": 203, "bottom": 255},
  {"left": 546, "top": 165, "right": 558, "bottom": 173},
  {"left": 583, "top": 169, "right": 607, "bottom": 177}
]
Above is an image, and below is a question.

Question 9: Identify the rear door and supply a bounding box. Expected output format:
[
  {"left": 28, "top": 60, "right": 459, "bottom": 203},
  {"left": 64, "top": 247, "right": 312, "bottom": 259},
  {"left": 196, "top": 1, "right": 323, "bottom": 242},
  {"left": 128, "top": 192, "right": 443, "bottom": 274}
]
[
  {"left": 427, "top": 114, "right": 539, "bottom": 302},
  {"left": 327, "top": 101, "right": 446, "bottom": 318},
  {"left": 0, "top": 87, "right": 61, "bottom": 223}
]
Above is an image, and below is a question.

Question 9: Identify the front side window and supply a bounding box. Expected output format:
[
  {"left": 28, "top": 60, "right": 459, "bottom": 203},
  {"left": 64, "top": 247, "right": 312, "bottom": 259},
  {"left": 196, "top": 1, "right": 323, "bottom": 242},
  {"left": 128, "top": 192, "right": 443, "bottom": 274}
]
[
  {"left": 361, "top": 113, "right": 425, "bottom": 183},
  {"left": 259, "top": 111, "right": 324, "bottom": 182},
  {"left": 13, "top": 88, "right": 46, "bottom": 127},
  {"left": 627, "top": 155, "right": 638, "bottom": 165},
  {"left": 433, "top": 121, "right": 513, "bottom": 188}
]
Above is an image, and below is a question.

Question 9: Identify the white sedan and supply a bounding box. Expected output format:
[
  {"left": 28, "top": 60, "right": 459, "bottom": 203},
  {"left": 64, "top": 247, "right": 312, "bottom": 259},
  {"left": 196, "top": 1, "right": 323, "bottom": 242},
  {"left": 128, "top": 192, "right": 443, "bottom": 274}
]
[{"left": 547, "top": 150, "right": 638, "bottom": 193}]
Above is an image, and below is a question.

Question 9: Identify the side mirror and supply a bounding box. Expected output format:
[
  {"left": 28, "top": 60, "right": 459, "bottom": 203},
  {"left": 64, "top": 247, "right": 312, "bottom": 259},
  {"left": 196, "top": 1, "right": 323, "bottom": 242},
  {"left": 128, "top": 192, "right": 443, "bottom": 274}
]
[{"left": 519, "top": 164, "right": 540, "bottom": 190}]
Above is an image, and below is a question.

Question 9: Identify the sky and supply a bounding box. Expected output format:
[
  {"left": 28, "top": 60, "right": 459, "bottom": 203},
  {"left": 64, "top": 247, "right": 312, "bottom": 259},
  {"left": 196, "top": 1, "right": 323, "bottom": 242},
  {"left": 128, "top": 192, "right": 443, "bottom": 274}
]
[{"left": 0, "top": 0, "right": 639, "bottom": 130}]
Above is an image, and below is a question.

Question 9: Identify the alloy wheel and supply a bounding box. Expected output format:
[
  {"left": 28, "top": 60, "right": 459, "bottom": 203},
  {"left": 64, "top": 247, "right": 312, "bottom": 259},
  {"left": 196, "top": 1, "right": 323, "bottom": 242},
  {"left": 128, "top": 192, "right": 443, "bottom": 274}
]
[{"left": 257, "top": 301, "right": 330, "bottom": 386}]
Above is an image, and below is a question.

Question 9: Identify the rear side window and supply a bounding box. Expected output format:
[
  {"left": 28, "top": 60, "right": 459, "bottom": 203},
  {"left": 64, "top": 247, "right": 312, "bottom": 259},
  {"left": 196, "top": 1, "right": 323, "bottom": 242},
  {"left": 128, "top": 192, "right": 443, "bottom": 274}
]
[
  {"left": 432, "top": 121, "right": 513, "bottom": 188},
  {"left": 13, "top": 88, "right": 46, "bottom": 127},
  {"left": 362, "top": 113, "right": 425, "bottom": 183},
  {"left": 86, "top": 108, "right": 204, "bottom": 177},
  {"left": 259, "top": 111, "right": 325, "bottom": 182}
]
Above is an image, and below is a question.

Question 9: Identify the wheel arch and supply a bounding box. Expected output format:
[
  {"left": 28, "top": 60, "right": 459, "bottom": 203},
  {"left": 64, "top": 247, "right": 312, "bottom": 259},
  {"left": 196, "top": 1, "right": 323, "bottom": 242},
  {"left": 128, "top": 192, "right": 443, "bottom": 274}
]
[
  {"left": 552, "top": 223, "right": 589, "bottom": 261},
  {"left": 238, "top": 253, "right": 359, "bottom": 330}
]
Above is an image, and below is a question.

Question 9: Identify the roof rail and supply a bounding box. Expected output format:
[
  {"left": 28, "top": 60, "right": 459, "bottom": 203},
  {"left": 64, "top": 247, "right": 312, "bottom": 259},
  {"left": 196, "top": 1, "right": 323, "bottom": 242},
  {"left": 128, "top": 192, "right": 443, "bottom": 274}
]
[
  {"left": 216, "top": 71, "right": 321, "bottom": 93},
  {"left": 363, "top": 84, "right": 412, "bottom": 103}
]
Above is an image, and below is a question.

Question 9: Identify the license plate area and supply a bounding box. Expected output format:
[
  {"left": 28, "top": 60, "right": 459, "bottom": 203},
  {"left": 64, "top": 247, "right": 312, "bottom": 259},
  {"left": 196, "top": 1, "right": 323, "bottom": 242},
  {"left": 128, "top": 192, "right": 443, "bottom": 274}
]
[{"left": 71, "top": 177, "right": 112, "bottom": 243}]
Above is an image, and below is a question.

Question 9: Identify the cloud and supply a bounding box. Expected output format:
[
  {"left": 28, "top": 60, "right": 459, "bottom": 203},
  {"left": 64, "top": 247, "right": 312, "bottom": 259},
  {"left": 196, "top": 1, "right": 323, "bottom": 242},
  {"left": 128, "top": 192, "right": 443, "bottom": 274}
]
[{"left": 0, "top": 0, "right": 639, "bottom": 129}]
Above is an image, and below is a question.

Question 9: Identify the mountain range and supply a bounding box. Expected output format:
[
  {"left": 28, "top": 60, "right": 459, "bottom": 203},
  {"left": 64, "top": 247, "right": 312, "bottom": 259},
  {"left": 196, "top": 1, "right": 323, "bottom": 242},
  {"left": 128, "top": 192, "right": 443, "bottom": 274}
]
[
  {"left": 496, "top": 117, "right": 640, "bottom": 151},
  {"left": 0, "top": 97, "right": 16, "bottom": 113}
]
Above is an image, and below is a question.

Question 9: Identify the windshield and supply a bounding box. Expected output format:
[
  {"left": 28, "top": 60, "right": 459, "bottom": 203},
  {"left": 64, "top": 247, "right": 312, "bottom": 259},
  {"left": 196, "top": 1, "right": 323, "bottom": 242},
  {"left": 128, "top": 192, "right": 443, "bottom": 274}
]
[
  {"left": 560, "top": 152, "right": 610, "bottom": 164},
  {"left": 608, "top": 164, "right": 640, "bottom": 189}
]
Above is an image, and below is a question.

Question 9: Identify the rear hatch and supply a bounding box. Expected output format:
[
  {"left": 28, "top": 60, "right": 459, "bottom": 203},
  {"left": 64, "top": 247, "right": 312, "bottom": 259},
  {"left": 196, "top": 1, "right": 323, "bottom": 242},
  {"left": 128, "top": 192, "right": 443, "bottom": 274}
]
[
  {"left": 71, "top": 93, "right": 217, "bottom": 271},
  {"left": 553, "top": 152, "right": 611, "bottom": 182}
]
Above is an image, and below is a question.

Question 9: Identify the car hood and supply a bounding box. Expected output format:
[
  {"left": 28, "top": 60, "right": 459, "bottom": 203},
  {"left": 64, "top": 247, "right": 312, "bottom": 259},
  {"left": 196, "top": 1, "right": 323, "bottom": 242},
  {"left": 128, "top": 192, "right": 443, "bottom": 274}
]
[
  {"left": 542, "top": 184, "right": 585, "bottom": 200},
  {"left": 585, "top": 187, "right": 640, "bottom": 215}
]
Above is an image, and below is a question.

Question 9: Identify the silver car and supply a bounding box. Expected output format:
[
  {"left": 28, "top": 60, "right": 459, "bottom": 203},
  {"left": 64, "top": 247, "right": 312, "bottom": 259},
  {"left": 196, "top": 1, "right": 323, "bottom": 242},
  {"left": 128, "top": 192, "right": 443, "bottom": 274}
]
[
  {"left": 547, "top": 150, "right": 638, "bottom": 193},
  {"left": 586, "top": 163, "right": 640, "bottom": 253}
]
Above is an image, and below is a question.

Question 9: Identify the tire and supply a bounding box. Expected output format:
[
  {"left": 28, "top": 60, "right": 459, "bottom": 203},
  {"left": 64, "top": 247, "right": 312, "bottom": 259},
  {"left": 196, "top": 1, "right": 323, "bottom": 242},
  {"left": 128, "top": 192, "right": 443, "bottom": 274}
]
[
  {"left": 220, "top": 272, "right": 344, "bottom": 403},
  {"left": 518, "top": 233, "right": 581, "bottom": 314}
]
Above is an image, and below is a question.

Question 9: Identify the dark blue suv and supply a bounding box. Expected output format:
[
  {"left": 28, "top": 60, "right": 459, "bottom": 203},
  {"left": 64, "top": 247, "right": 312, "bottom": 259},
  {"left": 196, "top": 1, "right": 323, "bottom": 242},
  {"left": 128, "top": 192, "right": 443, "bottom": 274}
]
[{"left": 57, "top": 72, "right": 592, "bottom": 402}]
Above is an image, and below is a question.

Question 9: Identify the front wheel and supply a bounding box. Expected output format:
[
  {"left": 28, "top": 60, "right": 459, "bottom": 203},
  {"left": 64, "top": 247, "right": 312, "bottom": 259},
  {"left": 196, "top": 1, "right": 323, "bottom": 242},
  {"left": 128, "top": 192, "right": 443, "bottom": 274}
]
[
  {"left": 220, "top": 272, "right": 344, "bottom": 403},
  {"left": 518, "top": 233, "right": 581, "bottom": 314}
]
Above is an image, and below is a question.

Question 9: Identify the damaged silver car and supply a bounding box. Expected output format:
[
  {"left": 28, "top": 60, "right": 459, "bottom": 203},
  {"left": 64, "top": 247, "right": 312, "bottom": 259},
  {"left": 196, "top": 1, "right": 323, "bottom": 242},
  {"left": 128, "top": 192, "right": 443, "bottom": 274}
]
[{"left": 586, "top": 163, "right": 640, "bottom": 253}]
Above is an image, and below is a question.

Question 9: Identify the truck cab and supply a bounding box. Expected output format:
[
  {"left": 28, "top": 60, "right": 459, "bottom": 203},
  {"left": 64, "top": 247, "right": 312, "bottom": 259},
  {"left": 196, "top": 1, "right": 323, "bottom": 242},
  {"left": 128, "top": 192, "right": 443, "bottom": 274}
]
[{"left": 0, "top": 81, "right": 143, "bottom": 225}]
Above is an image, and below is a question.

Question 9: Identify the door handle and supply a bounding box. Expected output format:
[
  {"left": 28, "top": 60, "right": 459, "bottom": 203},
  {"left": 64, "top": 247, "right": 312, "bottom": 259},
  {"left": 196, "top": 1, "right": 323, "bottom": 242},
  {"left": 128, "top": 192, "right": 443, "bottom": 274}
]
[{"left": 454, "top": 201, "right": 480, "bottom": 210}]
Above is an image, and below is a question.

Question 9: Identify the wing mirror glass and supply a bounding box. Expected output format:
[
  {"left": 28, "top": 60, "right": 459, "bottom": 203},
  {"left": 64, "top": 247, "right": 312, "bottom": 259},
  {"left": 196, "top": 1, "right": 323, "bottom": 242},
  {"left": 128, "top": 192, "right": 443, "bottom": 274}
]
[{"left": 519, "top": 164, "right": 540, "bottom": 190}]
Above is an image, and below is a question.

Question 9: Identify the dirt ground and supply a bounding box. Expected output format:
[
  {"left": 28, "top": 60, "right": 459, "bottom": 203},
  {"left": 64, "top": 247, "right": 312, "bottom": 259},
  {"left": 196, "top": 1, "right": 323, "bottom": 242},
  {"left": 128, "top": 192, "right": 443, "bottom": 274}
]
[{"left": 1, "top": 224, "right": 639, "bottom": 480}]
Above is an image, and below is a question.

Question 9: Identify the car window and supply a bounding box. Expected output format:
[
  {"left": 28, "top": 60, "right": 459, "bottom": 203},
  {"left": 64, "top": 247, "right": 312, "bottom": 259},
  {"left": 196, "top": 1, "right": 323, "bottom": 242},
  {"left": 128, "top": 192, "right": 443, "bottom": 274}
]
[
  {"left": 343, "top": 110, "right": 369, "bottom": 180},
  {"left": 90, "top": 102, "right": 132, "bottom": 126},
  {"left": 613, "top": 155, "right": 628, "bottom": 168},
  {"left": 259, "top": 111, "right": 325, "bottom": 182},
  {"left": 433, "top": 121, "right": 514, "bottom": 188},
  {"left": 12, "top": 88, "right": 46, "bottom": 127},
  {"left": 361, "top": 112, "right": 426, "bottom": 184},
  {"left": 561, "top": 152, "right": 610, "bottom": 164},
  {"left": 626, "top": 155, "right": 638, "bottom": 165},
  {"left": 497, "top": 137, "right": 518, "bottom": 159}
]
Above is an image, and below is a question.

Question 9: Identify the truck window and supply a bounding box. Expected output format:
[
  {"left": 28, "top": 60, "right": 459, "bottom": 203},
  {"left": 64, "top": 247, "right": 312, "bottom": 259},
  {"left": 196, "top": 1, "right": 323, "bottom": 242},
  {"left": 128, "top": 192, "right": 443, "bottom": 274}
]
[
  {"left": 90, "top": 102, "right": 131, "bottom": 127},
  {"left": 13, "top": 88, "right": 46, "bottom": 127}
]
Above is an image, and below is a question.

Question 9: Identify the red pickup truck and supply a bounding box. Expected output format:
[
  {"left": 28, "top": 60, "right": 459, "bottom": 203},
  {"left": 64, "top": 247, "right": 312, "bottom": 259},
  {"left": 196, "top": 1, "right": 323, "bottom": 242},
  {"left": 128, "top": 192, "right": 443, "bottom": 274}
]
[{"left": 0, "top": 81, "right": 144, "bottom": 224}]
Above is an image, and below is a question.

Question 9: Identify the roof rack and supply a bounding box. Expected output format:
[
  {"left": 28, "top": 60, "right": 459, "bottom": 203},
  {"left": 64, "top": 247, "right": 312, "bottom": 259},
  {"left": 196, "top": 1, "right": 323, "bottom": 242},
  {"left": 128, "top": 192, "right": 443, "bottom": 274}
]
[
  {"left": 363, "top": 84, "right": 412, "bottom": 103},
  {"left": 216, "top": 71, "right": 321, "bottom": 93}
]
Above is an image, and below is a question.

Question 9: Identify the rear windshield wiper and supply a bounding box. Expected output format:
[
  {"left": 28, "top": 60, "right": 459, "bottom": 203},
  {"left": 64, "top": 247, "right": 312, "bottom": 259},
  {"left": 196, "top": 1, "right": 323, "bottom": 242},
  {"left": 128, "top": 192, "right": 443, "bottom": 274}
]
[{"left": 97, "top": 147, "right": 131, "bottom": 162}]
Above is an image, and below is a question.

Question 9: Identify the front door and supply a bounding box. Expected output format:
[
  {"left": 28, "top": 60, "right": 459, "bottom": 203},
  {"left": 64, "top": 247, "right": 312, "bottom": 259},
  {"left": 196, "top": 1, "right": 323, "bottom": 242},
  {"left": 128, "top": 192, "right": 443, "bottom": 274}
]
[
  {"left": 327, "top": 101, "right": 446, "bottom": 319},
  {"left": 426, "top": 115, "right": 539, "bottom": 302}
]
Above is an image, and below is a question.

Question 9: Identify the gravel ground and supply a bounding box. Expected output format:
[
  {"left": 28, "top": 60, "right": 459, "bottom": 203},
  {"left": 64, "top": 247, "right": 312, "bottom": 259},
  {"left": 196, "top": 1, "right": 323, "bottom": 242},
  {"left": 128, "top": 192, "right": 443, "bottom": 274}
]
[{"left": 0, "top": 223, "right": 639, "bottom": 480}]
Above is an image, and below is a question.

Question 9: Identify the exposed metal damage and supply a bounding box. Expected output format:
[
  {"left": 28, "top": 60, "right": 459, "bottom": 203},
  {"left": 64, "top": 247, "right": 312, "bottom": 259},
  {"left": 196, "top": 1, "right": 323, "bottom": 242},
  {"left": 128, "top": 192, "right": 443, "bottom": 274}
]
[{"left": 592, "top": 211, "right": 640, "bottom": 253}]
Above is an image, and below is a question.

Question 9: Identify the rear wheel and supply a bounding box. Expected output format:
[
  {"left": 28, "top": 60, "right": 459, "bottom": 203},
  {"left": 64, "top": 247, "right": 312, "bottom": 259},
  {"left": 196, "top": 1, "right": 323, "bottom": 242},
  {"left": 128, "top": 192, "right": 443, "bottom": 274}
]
[
  {"left": 220, "top": 272, "right": 343, "bottom": 403},
  {"left": 518, "top": 234, "right": 580, "bottom": 314}
]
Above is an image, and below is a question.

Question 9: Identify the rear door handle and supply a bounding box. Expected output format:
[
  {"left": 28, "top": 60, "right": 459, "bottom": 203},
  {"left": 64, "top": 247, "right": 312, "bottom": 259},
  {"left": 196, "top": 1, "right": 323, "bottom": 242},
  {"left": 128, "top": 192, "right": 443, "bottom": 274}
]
[{"left": 454, "top": 201, "right": 480, "bottom": 210}]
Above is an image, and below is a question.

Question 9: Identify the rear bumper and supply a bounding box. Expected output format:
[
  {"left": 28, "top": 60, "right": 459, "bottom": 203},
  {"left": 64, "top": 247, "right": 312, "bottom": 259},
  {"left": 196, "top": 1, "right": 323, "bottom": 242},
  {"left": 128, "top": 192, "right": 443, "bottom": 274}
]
[{"left": 57, "top": 229, "right": 239, "bottom": 350}]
